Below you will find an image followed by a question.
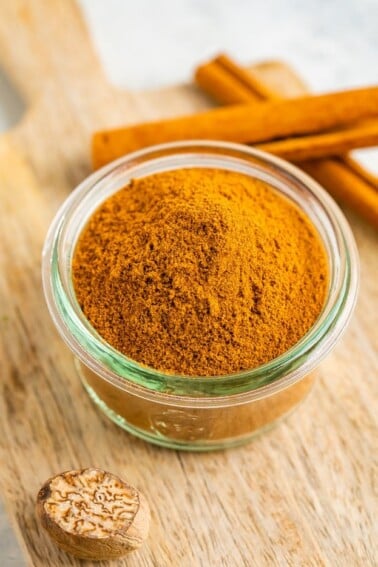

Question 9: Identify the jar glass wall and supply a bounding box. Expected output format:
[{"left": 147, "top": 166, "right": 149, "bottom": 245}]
[{"left": 42, "top": 141, "right": 359, "bottom": 450}]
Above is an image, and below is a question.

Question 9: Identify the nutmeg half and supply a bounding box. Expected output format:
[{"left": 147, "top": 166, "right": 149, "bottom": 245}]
[{"left": 36, "top": 468, "right": 150, "bottom": 560}]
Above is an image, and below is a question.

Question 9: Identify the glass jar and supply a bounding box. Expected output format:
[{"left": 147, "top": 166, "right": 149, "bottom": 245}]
[{"left": 42, "top": 141, "right": 359, "bottom": 451}]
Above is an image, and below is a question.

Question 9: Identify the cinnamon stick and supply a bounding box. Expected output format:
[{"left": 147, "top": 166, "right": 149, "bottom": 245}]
[
  {"left": 196, "top": 55, "right": 276, "bottom": 104},
  {"left": 196, "top": 53, "right": 278, "bottom": 102},
  {"left": 300, "top": 158, "right": 378, "bottom": 227},
  {"left": 195, "top": 54, "right": 378, "bottom": 227},
  {"left": 342, "top": 155, "right": 378, "bottom": 187},
  {"left": 257, "top": 121, "right": 378, "bottom": 161},
  {"left": 92, "top": 86, "right": 378, "bottom": 169}
]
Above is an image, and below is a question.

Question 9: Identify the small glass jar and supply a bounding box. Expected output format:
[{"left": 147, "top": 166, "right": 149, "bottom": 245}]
[{"left": 42, "top": 141, "right": 359, "bottom": 451}]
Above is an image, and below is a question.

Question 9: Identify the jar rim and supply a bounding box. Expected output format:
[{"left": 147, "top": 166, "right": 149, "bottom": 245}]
[{"left": 42, "top": 141, "right": 359, "bottom": 400}]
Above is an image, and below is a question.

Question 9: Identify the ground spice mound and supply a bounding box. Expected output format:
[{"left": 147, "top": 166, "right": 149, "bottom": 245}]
[{"left": 73, "top": 168, "right": 328, "bottom": 376}]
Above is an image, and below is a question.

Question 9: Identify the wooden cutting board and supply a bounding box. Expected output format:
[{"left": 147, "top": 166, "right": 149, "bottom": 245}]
[{"left": 0, "top": 1, "right": 376, "bottom": 566}]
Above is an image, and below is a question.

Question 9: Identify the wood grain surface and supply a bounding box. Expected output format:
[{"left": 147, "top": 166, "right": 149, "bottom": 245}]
[{"left": 0, "top": 1, "right": 377, "bottom": 566}]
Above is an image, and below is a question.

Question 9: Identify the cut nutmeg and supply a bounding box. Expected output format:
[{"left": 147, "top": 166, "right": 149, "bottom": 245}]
[{"left": 36, "top": 468, "right": 150, "bottom": 561}]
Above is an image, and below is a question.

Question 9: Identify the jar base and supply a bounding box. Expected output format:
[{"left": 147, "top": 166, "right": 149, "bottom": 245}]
[{"left": 78, "top": 365, "right": 315, "bottom": 452}]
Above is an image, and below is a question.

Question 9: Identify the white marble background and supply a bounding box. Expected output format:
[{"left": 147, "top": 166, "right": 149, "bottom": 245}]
[
  {"left": 0, "top": 0, "right": 377, "bottom": 564},
  {"left": 81, "top": 0, "right": 378, "bottom": 91}
]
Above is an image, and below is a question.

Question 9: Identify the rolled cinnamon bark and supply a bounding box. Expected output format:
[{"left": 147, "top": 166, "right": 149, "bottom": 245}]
[
  {"left": 92, "top": 86, "right": 378, "bottom": 168},
  {"left": 195, "top": 54, "right": 378, "bottom": 227}
]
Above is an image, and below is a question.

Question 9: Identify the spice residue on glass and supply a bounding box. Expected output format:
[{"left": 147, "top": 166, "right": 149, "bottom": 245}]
[{"left": 72, "top": 168, "right": 328, "bottom": 376}]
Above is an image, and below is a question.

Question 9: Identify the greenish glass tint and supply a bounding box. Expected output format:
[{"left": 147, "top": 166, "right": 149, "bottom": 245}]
[{"left": 42, "top": 141, "right": 359, "bottom": 450}]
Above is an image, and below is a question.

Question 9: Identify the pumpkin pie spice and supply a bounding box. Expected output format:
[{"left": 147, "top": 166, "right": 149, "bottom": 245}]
[{"left": 72, "top": 168, "right": 328, "bottom": 376}]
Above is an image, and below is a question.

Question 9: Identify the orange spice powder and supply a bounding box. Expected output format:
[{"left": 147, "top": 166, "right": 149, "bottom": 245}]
[{"left": 72, "top": 168, "right": 328, "bottom": 376}]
